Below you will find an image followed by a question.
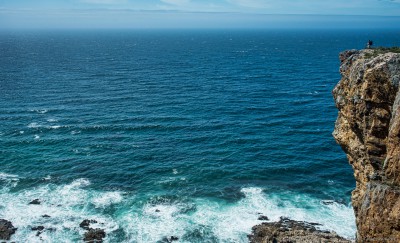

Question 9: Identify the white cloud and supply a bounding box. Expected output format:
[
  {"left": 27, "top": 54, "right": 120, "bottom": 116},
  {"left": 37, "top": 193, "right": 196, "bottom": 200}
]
[
  {"left": 81, "top": 0, "right": 128, "bottom": 4},
  {"left": 226, "top": 0, "right": 271, "bottom": 9},
  {"left": 160, "top": 0, "right": 190, "bottom": 6}
]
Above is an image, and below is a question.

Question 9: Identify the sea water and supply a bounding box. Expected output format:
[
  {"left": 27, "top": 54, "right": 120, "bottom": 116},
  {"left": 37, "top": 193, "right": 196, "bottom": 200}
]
[{"left": 1, "top": 29, "right": 399, "bottom": 242}]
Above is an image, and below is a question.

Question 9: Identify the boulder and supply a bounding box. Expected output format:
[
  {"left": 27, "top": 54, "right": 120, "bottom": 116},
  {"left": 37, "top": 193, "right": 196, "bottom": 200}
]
[
  {"left": 0, "top": 219, "right": 17, "bottom": 240},
  {"left": 83, "top": 228, "right": 106, "bottom": 243}
]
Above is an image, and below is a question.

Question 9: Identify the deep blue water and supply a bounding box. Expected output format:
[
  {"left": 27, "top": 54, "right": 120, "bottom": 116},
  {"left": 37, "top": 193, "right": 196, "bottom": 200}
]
[{"left": 1, "top": 29, "right": 399, "bottom": 242}]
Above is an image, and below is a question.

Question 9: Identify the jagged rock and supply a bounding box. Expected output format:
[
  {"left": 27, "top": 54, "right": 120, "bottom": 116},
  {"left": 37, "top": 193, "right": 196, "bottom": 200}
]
[
  {"left": 0, "top": 219, "right": 17, "bottom": 240},
  {"left": 80, "top": 219, "right": 97, "bottom": 230},
  {"left": 170, "top": 236, "right": 179, "bottom": 241},
  {"left": 160, "top": 236, "right": 179, "bottom": 242},
  {"left": 31, "top": 226, "right": 45, "bottom": 231},
  {"left": 31, "top": 226, "right": 45, "bottom": 236},
  {"left": 321, "top": 200, "right": 335, "bottom": 205},
  {"left": 257, "top": 215, "right": 269, "bottom": 221},
  {"left": 29, "top": 199, "right": 41, "bottom": 205},
  {"left": 248, "top": 217, "right": 350, "bottom": 243},
  {"left": 333, "top": 49, "right": 400, "bottom": 242},
  {"left": 83, "top": 228, "right": 105, "bottom": 243}
]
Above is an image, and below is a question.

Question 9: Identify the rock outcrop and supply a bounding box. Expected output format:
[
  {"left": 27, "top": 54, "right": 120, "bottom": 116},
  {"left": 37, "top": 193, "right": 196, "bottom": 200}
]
[
  {"left": 248, "top": 217, "right": 350, "bottom": 243},
  {"left": 333, "top": 49, "right": 400, "bottom": 242},
  {"left": 80, "top": 219, "right": 106, "bottom": 242},
  {"left": 0, "top": 219, "right": 17, "bottom": 240},
  {"left": 83, "top": 228, "right": 106, "bottom": 243}
]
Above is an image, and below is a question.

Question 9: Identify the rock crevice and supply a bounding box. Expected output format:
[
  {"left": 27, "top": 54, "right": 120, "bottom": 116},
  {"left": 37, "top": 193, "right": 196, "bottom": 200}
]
[{"left": 333, "top": 49, "right": 400, "bottom": 242}]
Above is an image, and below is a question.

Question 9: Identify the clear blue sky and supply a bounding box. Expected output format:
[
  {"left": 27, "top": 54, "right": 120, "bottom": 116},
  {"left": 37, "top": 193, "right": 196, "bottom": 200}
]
[{"left": 1, "top": 0, "right": 400, "bottom": 29}]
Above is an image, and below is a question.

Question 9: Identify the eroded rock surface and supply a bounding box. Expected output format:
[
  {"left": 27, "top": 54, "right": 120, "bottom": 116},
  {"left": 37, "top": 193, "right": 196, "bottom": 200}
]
[{"left": 333, "top": 49, "right": 400, "bottom": 242}]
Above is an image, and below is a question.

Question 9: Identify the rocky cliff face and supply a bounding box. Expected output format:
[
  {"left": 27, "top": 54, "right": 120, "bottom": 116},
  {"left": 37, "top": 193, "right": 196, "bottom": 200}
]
[{"left": 333, "top": 49, "right": 400, "bottom": 242}]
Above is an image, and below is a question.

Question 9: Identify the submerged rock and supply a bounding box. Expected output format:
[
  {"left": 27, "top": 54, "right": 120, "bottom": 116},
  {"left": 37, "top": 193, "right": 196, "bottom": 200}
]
[
  {"left": 80, "top": 219, "right": 105, "bottom": 242},
  {"left": 333, "top": 49, "right": 400, "bottom": 241},
  {"left": 80, "top": 219, "right": 98, "bottom": 230},
  {"left": 257, "top": 215, "right": 269, "bottom": 221},
  {"left": 31, "top": 226, "right": 45, "bottom": 236},
  {"left": 29, "top": 199, "right": 41, "bottom": 205},
  {"left": 0, "top": 219, "right": 17, "bottom": 240},
  {"left": 248, "top": 217, "right": 350, "bottom": 243},
  {"left": 31, "top": 226, "right": 45, "bottom": 231},
  {"left": 160, "top": 236, "right": 179, "bottom": 242},
  {"left": 83, "top": 228, "right": 106, "bottom": 243}
]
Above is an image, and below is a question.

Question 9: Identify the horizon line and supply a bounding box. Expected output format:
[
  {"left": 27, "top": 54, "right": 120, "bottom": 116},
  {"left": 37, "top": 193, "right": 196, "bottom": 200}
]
[{"left": 1, "top": 8, "right": 400, "bottom": 18}]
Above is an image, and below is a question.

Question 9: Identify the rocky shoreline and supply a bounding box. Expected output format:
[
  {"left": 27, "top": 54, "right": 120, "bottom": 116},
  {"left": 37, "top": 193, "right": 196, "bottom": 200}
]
[
  {"left": 248, "top": 217, "right": 350, "bottom": 243},
  {"left": 1, "top": 215, "right": 350, "bottom": 243}
]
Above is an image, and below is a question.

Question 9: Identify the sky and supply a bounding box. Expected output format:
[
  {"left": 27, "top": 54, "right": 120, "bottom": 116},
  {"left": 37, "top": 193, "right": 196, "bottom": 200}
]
[{"left": 1, "top": 0, "right": 400, "bottom": 29}]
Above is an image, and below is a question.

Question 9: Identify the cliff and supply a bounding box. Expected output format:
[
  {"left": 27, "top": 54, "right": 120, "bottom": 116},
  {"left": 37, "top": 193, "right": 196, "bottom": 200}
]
[{"left": 333, "top": 49, "right": 400, "bottom": 242}]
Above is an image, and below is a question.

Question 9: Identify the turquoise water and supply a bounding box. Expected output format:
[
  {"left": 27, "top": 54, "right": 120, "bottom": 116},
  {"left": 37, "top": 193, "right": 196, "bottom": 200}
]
[{"left": 1, "top": 29, "right": 399, "bottom": 242}]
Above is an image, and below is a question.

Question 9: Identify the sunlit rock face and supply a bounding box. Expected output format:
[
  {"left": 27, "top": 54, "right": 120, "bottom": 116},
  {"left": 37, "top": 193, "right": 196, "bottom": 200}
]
[{"left": 333, "top": 49, "right": 400, "bottom": 242}]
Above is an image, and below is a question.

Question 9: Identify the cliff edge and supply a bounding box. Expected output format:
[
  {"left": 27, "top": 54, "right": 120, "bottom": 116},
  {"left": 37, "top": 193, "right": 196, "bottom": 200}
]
[{"left": 333, "top": 49, "right": 400, "bottom": 242}]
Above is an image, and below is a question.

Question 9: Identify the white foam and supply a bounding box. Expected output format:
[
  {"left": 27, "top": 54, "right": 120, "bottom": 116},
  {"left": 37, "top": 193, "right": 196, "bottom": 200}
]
[
  {"left": 28, "top": 123, "right": 40, "bottom": 128},
  {"left": 122, "top": 202, "right": 188, "bottom": 242},
  {"left": 244, "top": 191, "right": 356, "bottom": 239},
  {"left": 92, "top": 191, "right": 123, "bottom": 208},
  {"left": 0, "top": 179, "right": 356, "bottom": 242},
  {"left": 28, "top": 122, "right": 65, "bottom": 130},
  {"left": 47, "top": 118, "right": 58, "bottom": 123},
  {"left": 0, "top": 178, "right": 119, "bottom": 242},
  {"left": 30, "top": 109, "right": 48, "bottom": 114},
  {"left": 0, "top": 172, "right": 19, "bottom": 189},
  {"left": 0, "top": 172, "right": 19, "bottom": 181},
  {"left": 188, "top": 187, "right": 270, "bottom": 242}
]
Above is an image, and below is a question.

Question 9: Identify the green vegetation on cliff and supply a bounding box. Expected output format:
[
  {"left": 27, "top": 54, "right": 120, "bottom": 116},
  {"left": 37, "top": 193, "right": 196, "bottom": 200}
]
[{"left": 364, "top": 47, "right": 400, "bottom": 58}]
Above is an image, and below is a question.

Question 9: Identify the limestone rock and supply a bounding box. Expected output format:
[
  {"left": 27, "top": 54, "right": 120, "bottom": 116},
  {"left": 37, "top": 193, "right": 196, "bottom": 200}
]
[{"left": 333, "top": 49, "right": 400, "bottom": 242}]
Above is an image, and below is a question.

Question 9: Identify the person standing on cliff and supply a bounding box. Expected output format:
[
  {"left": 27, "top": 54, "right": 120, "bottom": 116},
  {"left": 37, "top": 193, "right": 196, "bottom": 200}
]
[{"left": 367, "top": 40, "right": 373, "bottom": 49}]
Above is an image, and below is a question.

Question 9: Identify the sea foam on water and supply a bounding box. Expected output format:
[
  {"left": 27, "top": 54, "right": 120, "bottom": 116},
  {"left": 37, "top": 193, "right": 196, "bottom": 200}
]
[{"left": 0, "top": 176, "right": 355, "bottom": 242}]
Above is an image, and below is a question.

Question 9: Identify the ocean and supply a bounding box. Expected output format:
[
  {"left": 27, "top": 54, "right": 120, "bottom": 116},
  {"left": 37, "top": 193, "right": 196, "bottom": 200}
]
[{"left": 1, "top": 29, "right": 399, "bottom": 242}]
